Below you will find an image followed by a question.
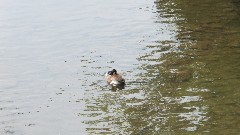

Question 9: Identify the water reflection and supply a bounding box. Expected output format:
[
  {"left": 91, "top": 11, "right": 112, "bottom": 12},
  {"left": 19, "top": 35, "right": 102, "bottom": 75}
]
[
  {"left": 153, "top": 0, "right": 240, "bottom": 133},
  {"left": 110, "top": 84, "right": 125, "bottom": 92},
  {"left": 81, "top": 0, "right": 240, "bottom": 134}
]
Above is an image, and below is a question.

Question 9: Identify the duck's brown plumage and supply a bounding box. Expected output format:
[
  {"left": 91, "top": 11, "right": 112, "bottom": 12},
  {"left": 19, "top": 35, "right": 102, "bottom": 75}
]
[{"left": 105, "top": 69, "right": 125, "bottom": 85}]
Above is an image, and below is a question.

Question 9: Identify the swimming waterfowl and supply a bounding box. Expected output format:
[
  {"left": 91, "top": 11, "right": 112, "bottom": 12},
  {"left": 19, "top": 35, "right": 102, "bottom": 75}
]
[{"left": 105, "top": 69, "right": 125, "bottom": 85}]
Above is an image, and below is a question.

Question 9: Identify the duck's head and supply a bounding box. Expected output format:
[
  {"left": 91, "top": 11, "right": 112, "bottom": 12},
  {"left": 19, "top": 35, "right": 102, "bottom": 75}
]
[
  {"left": 107, "top": 69, "right": 117, "bottom": 75},
  {"left": 107, "top": 70, "right": 113, "bottom": 75}
]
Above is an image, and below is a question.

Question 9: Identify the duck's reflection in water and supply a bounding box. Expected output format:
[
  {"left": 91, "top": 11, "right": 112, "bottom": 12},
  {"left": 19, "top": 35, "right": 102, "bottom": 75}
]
[{"left": 110, "top": 83, "right": 125, "bottom": 92}]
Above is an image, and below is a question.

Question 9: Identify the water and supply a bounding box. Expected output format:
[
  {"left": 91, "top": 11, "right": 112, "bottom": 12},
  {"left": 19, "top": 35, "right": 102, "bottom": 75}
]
[{"left": 0, "top": 0, "right": 240, "bottom": 134}]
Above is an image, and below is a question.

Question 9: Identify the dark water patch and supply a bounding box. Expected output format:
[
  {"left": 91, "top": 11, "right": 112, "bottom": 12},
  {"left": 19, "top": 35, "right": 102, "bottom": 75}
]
[{"left": 139, "top": 0, "right": 240, "bottom": 134}]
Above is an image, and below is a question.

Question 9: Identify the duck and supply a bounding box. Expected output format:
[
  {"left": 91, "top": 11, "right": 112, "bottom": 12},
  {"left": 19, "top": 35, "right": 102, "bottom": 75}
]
[{"left": 105, "top": 69, "right": 125, "bottom": 85}]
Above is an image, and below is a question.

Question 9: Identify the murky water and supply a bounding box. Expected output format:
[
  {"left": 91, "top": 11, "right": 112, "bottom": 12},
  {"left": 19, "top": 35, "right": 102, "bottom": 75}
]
[{"left": 0, "top": 0, "right": 240, "bottom": 134}]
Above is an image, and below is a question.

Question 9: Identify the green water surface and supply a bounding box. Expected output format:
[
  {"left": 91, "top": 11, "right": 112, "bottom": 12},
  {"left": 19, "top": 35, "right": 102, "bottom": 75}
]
[{"left": 83, "top": 0, "right": 240, "bottom": 134}]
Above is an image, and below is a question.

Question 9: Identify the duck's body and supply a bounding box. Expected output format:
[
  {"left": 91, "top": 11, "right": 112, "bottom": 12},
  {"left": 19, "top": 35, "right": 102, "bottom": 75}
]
[{"left": 105, "top": 69, "right": 125, "bottom": 85}]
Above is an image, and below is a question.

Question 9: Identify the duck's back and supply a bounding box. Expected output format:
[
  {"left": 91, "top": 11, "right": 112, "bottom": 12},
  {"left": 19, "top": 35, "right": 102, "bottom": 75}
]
[
  {"left": 112, "top": 74, "right": 125, "bottom": 83},
  {"left": 106, "top": 74, "right": 125, "bottom": 85}
]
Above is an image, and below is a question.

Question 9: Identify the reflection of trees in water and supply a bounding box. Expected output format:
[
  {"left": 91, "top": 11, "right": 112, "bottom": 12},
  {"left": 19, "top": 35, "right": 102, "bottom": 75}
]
[
  {"left": 154, "top": 0, "right": 240, "bottom": 134},
  {"left": 80, "top": 0, "right": 240, "bottom": 134}
]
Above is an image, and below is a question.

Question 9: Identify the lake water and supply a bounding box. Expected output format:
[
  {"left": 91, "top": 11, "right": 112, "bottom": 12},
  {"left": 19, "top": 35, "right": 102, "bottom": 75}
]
[{"left": 0, "top": 0, "right": 240, "bottom": 134}]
